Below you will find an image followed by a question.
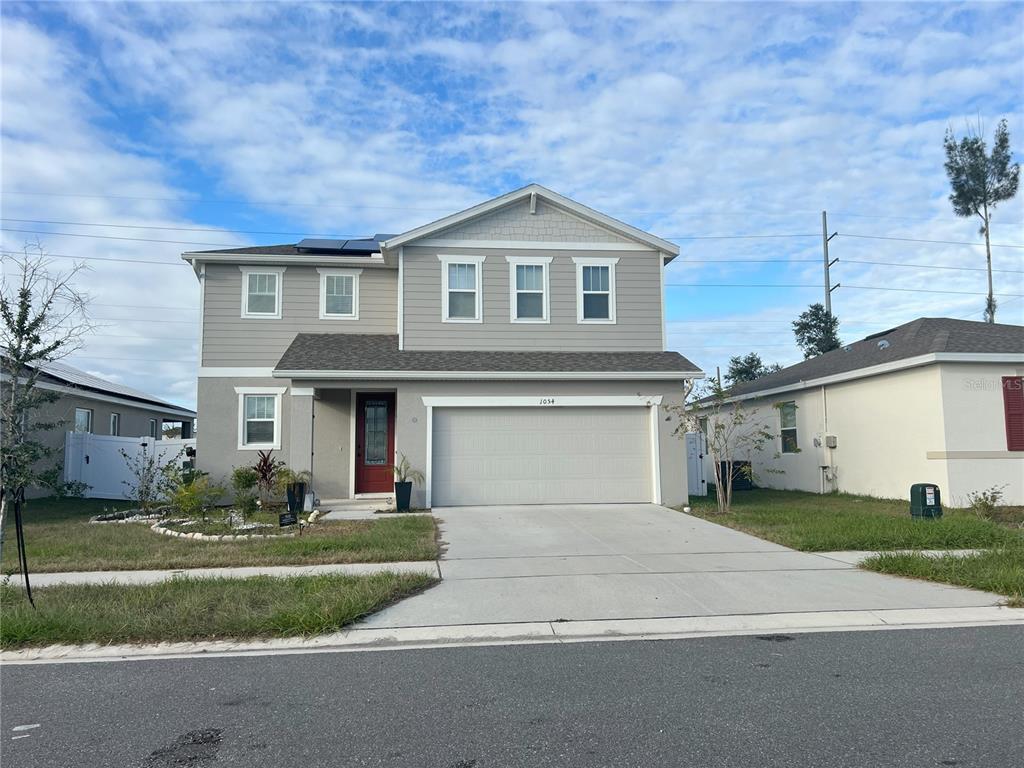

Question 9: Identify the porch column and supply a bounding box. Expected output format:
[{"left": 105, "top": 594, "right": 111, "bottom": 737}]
[{"left": 289, "top": 387, "right": 315, "bottom": 476}]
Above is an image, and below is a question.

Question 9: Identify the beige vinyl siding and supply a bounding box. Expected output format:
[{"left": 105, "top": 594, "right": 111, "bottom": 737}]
[
  {"left": 402, "top": 246, "right": 664, "bottom": 351},
  {"left": 433, "top": 197, "right": 633, "bottom": 243},
  {"left": 202, "top": 264, "right": 397, "bottom": 366}
]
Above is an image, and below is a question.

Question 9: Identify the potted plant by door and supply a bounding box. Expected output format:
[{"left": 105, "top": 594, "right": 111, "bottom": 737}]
[{"left": 390, "top": 454, "right": 425, "bottom": 512}]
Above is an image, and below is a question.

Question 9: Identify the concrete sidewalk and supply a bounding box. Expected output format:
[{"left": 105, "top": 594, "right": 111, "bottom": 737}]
[{"left": 22, "top": 561, "right": 440, "bottom": 587}]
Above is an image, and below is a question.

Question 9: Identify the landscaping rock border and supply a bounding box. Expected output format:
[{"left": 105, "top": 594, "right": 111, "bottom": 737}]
[
  {"left": 91, "top": 509, "right": 169, "bottom": 524},
  {"left": 150, "top": 520, "right": 300, "bottom": 541}
]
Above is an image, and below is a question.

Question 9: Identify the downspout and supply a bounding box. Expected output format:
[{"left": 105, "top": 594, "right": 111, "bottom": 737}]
[{"left": 820, "top": 384, "right": 830, "bottom": 494}]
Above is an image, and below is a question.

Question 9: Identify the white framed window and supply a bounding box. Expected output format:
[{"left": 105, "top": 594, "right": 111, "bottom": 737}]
[
  {"left": 779, "top": 401, "right": 799, "bottom": 454},
  {"left": 149, "top": 418, "right": 159, "bottom": 438},
  {"left": 74, "top": 408, "right": 93, "bottom": 433},
  {"left": 109, "top": 412, "right": 121, "bottom": 436},
  {"left": 506, "top": 256, "right": 551, "bottom": 323},
  {"left": 572, "top": 257, "right": 618, "bottom": 323},
  {"left": 438, "top": 254, "right": 485, "bottom": 323},
  {"left": 240, "top": 267, "right": 285, "bottom": 319},
  {"left": 234, "top": 387, "right": 286, "bottom": 450},
  {"left": 317, "top": 268, "right": 361, "bottom": 320}
]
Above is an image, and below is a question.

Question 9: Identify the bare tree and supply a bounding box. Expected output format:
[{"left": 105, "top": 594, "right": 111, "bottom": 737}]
[
  {"left": 667, "top": 381, "right": 777, "bottom": 514},
  {"left": 1, "top": 243, "right": 93, "bottom": 566}
]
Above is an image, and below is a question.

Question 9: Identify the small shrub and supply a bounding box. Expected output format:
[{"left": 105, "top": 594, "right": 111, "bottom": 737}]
[
  {"left": 120, "top": 444, "right": 184, "bottom": 512},
  {"left": 966, "top": 485, "right": 1006, "bottom": 520},
  {"left": 170, "top": 476, "right": 224, "bottom": 521},
  {"left": 253, "top": 450, "right": 286, "bottom": 505},
  {"left": 230, "top": 466, "right": 259, "bottom": 518}
]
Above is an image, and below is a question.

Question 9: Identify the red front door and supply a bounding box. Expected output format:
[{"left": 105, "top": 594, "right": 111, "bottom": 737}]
[{"left": 355, "top": 392, "right": 395, "bottom": 494}]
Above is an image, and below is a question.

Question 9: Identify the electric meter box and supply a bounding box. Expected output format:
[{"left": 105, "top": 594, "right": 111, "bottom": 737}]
[{"left": 910, "top": 484, "right": 942, "bottom": 519}]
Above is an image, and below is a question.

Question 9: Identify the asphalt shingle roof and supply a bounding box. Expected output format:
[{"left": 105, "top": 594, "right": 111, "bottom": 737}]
[
  {"left": 723, "top": 317, "right": 1023, "bottom": 398},
  {"left": 275, "top": 334, "right": 700, "bottom": 375}
]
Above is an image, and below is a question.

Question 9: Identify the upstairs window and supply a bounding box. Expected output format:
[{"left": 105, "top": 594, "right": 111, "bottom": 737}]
[
  {"left": 240, "top": 267, "right": 284, "bottom": 319},
  {"left": 318, "top": 269, "right": 360, "bottom": 320},
  {"left": 507, "top": 256, "right": 551, "bottom": 323},
  {"left": 573, "top": 257, "right": 618, "bottom": 323},
  {"left": 1003, "top": 376, "right": 1024, "bottom": 451},
  {"left": 779, "top": 401, "right": 799, "bottom": 453},
  {"left": 439, "top": 255, "right": 485, "bottom": 322},
  {"left": 74, "top": 408, "right": 93, "bottom": 433}
]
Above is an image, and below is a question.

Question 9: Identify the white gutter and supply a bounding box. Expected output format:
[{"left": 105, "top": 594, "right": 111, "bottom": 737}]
[
  {"left": 710, "top": 352, "right": 1024, "bottom": 405},
  {"left": 182, "top": 254, "right": 393, "bottom": 269},
  {"left": 274, "top": 369, "right": 705, "bottom": 381}
]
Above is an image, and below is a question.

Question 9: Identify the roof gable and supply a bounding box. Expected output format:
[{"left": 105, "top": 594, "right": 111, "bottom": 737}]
[{"left": 381, "top": 184, "right": 680, "bottom": 258}]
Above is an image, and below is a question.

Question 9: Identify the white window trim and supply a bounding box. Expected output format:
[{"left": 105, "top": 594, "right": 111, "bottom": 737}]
[
  {"left": 234, "top": 386, "right": 287, "bottom": 450},
  {"left": 239, "top": 266, "right": 286, "bottom": 319},
  {"left": 572, "top": 256, "right": 618, "bottom": 324},
  {"left": 438, "top": 254, "right": 485, "bottom": 323},
  {"left": 505, "top": 255, "right": 552, "bottom": 323},
  {"left": 780, "top": 401, "right": 798, "bottom": 454},
  {"left": 75, "top": 407, "right": 93, "bottom": 434},
  {"left": 109, "top": 412, "right": 120, "bottom": 436},
  {"left": 148, "top": 418, "right": 158, "bottom": 438},
  {"left": 317, "top": 268, "right": 361, "bottom": 320}
]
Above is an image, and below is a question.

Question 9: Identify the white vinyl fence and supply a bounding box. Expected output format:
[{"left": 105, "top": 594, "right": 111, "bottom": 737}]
[
  {"left": 64, "top": 433, "right": 196, "bottom": 500},
  {"left": 685, "top": 431, "right": 707, "bottom": 498}
]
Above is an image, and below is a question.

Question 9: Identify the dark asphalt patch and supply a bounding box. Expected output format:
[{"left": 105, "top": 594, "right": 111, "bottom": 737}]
[{"left": 143, "top": 728, "right": 222, "bottom": 766}]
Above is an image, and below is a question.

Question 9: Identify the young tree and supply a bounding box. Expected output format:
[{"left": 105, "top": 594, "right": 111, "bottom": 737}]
[
  {"left": 667, "top": 381, "right": 777, "bottom": 514},
  {"left": 1, "top": 244, "right": 92, "bottom": 566},
  {"left": 943, "top": 118, "right": 1020, "bottom": 322},
  {"left": 793, "top": 303, "right": 841, "bottom": 359},
  {"left": 725, "top": 352, "right": 783, "bottom": 386}
]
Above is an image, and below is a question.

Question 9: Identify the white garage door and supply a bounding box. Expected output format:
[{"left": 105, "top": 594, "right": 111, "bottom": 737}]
[{"left": 431, "top": 406, "right": 653, "bottom": 506}]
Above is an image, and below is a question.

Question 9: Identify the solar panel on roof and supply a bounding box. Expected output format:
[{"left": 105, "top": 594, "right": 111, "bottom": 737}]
[{"left": 297, "top": 238, "right": 346, "bottom": 250}]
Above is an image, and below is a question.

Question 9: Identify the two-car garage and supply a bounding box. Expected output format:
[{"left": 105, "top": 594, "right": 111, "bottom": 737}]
[{"left": 428, "top": 401, "right": 657, "bottom": 507}]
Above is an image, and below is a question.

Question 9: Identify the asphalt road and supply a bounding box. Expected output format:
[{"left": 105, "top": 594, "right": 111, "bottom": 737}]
[{"left": 2, "top": 627, "right": 1022, "bottom": 768}]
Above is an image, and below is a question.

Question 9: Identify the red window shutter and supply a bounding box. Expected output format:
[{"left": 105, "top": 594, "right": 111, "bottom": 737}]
[{"left": 1003, "top": 377, "right": 1024, "bottom": 451}]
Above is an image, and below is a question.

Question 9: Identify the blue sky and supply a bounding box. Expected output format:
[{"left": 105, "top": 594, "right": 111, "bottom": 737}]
[{"left": 2, "top": 1, "right": 1022, "bottom": 408}]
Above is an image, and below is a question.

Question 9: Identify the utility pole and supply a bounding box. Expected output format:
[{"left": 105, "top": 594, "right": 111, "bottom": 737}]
[{"left": 821, "top": 211, "right": 839, "bottom": 314}]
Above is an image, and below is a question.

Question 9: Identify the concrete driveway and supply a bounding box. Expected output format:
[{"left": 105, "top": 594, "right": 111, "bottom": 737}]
[{"left": 361, "top": 504, "right": 999, "bottom": 628}]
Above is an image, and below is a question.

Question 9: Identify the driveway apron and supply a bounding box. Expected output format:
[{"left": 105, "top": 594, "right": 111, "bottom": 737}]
[{"left": 359, "top": 504, "right": 999, "bottom": 628}]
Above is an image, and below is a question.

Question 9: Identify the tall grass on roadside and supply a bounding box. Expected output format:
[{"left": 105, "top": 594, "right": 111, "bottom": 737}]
[
  {"left": 0, "top": 572, "right": 437, "bottom": 649},
  {"left": 686, "top": 490, "right": 1022, "bottom": 552},
  {"left": 862, "top": 548, "right": 1024, "bottom": 607}
]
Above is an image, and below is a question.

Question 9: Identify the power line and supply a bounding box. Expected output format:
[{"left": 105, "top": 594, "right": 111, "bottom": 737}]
[
  {"left": 840, "top": 258, "right": 1024, "bottom": 274},
  {"left": 0, "top": 217, "right": 366, "bottom": 239},
  {"left": 1, "top": 250, "right": 187, "bottom": 267},
  {"left": 838, "top": 232, "right": 1024, "bottom": 249},
  {"left": 666, "top": 283, "right": 1024, "bottom": 297},
  {"left": 0, "top": 227, "right": 239, "bottom": 247}
]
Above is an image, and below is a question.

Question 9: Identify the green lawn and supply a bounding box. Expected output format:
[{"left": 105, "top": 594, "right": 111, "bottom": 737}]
[
  {"left": 862, "top": 549, "right": 1024, "bottom": 607},
  {"left": 684, "top": 489, "right": 1023, "bottom": 552},
  {"left": 2, "top": 497, "right": 440, "bottom": 573},
  {"left": 0, "top": 572, "right": 437, "bottom": 648}
]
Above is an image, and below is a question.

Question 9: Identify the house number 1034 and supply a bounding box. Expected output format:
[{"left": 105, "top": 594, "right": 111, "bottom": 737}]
[{"left": 539, "top": 398, "right": 556, "bottom": 405}]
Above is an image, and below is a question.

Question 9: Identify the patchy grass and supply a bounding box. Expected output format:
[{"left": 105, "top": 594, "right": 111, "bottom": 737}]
[
  {"left": 2, "top": 497, "right": 439, "bottom": 573},
  {"left": 684, "top": 489, "right": 1023, "bottom": 552},
  {"left": 0, "top": 572, "right": 438, "bottom": 649},
  {"left": 862, "top": 548, "right": 1024, "bottom": 606}
]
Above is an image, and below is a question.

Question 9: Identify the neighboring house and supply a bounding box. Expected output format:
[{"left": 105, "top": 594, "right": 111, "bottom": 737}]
[
  {"left": 695, "top": 318, "right": 1024, "bottom": 505},
  {"left": 184, "top": 184, "right": 702, "bottom": 508},
  {"left": 9, "top": 358, "right": 197, "bottom": 496}
]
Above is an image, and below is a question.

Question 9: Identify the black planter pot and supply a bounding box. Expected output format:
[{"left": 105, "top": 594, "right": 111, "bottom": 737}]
[
  {"left": 394, "top": 481, "right": 413, "bottom": 512},
  {"left": 287, "top": 482, "right": 307, "bottom": 513}
]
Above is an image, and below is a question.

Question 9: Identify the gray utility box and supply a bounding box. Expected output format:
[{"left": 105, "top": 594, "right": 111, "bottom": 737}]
[{"left": 910, "top": 483, "right": 942, "bottom": 518}]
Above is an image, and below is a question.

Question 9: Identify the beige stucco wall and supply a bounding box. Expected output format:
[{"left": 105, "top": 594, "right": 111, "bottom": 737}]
[
  {"left": 703, "top": 361, "right": 1024, "bottom": 505},
  {"left": 935, "top": 362, "right": 1024, "bottom": 505}
]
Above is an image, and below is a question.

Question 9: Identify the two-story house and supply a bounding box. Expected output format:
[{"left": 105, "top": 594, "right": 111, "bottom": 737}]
[{"left": 184, "top": 185, "right": 702, "bottom": 508}]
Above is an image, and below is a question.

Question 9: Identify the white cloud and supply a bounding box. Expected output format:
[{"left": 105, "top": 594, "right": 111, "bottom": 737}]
[{"left": 2, "top": 1, "right": 1022, "bottom": 395}]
